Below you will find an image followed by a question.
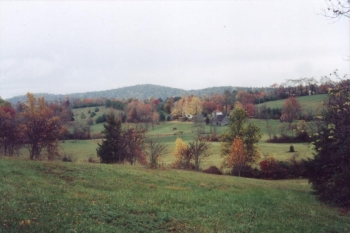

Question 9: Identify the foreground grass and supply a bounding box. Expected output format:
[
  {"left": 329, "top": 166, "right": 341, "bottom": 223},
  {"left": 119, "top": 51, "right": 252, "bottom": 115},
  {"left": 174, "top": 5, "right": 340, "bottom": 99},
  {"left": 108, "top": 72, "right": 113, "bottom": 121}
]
[{"left": 0, "top": 158, "right": 349, "bottom": 233}]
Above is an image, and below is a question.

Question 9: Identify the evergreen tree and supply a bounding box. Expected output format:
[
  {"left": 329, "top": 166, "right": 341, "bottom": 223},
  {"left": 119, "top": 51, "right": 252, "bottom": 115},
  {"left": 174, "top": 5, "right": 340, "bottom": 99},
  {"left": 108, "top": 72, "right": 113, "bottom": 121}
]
[
  {"left": 96, "top": 113, "right": 123, "bottom": 163},
  {"left": 306, "top": 79, "right": 350, "bottom": 207}
]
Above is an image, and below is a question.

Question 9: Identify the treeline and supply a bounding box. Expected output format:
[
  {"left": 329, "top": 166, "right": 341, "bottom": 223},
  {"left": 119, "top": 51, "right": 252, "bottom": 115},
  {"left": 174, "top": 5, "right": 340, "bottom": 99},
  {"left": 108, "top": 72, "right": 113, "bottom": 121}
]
[{"left": 0, "top": 93, "right": 74, "bottom": 158}]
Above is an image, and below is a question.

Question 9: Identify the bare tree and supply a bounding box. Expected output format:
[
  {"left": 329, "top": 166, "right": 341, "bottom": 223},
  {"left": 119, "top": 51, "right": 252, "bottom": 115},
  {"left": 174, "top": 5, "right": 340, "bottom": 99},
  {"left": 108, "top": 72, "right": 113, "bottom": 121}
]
[
  {"left": 321, "top": 0, "right": 350, "bottom": 19},
  {"left": 145, "top": 138, "right": 168, "bottom": 168}
]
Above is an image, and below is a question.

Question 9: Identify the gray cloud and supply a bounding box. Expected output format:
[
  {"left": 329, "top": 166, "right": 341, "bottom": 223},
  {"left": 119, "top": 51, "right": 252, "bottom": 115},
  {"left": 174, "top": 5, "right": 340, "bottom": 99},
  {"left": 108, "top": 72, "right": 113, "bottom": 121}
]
[{"left": 0, "top": 0, "right": 348, "bottom": 99}]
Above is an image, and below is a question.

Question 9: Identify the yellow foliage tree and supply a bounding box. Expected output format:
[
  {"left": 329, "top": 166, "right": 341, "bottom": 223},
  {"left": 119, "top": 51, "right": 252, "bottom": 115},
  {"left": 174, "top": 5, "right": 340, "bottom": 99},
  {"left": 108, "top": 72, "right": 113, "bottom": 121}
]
[
  {"left": 184, "top": 96, "right": 203, "bottom": 116},
  {"left": 172, "top": 137, "right": 187, "bottom": 168}
]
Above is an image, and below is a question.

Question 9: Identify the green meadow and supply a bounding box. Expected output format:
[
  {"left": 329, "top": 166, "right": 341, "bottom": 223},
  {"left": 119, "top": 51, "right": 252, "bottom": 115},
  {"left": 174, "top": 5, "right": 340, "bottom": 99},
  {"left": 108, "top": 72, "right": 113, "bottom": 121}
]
[
  {"left": 256, "top": 94, "right": 327, "bottom": 115},
  {"left": 60, "top": 119, "right": 313, "bottom": 167},
  {"left": 2, "top": 96, "right": 348, "bottom": 232},
  {"left": 1, "top": 158, "right": 349, "bottom": 233}
]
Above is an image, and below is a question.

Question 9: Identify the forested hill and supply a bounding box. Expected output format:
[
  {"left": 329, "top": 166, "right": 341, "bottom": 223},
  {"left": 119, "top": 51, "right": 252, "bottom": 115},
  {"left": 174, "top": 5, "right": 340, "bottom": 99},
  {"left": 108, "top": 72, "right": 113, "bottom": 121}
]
[{"left": 6, "top": 84, "right": 239, "bottom": 104}]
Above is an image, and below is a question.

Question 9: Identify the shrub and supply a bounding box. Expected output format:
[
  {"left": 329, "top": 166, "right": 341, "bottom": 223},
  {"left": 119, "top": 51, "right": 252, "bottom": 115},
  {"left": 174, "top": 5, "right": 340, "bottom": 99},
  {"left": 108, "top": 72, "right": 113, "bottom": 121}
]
[
  {"left": 259, "top": 154, "right": 306, "bottom": 179},
  {"left": 90, "top": 112, "right": 96, "bottom": 118},
  {"left": 290, "top": 145, "right": 295, "bottom": 152},
  {"left": 94, "top": 107, "right": 99, "bottom": 112},
  {"left": 95, "top": 113, "right": 107, "bottom": 124},
  {"left": 88, "top": 156, "right": 99, "bottom": 163},
  {"left": 203, "top": 166, "right": 222, "bottom": 175},
  {"left": 61, "top": 153, "right": 76, "bottom": 162}
]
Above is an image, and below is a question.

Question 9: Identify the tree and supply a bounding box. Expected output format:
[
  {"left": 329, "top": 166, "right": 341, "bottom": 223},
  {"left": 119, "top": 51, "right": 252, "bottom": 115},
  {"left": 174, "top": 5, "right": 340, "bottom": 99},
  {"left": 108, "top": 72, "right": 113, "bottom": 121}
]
[
  {"left": 172, "top": 137, "right": 211, "bottom": 170},
  {"left": 172, "top": 138, "right": 188, "bottom": 168},
  {"left": 223, "top": 90, "right": 235, "bottom": 113},
  {"left": 306, "top": 79, "right": 350, "bottom": 207},
  {"left": 281, "top": 97, "right": 301, "bottom": 129},
  {"left": 192, "top": 115, "right": 205, "bottom": 135},
  {"left": 144, "top": 138, "right": 168, "bottom": 168},
  {"left": 120, "top": 127, "right": 147, "bottom": 165},
  {"left": 97, "top": 113, "right": 146, "bottom": 164},
  {"left": 184, "top": 96, "right": 202, "bottom": 116},
  {"left": 72, "top": 121, "right": 91, "bottom": 139},
  {"left": 223, "top": 137, "right": 247, "bottom": 177},
  {"left": 220, "top": 107, "right": 262, "bottom": 170},
  {"left": 21, "top": 93, "right": 62, "bottom": 159},
  {"left": 189, "top": 138, "right": 211, "bottom": 171},
  {"left": 321, "top": 0, "right": 350, "bottom": 19},
  {"left": 0, "top": 106, "right": 24, "bottom": 156},
  {"left": 97, "top": 113, "right": 123, "bottom": 163}
]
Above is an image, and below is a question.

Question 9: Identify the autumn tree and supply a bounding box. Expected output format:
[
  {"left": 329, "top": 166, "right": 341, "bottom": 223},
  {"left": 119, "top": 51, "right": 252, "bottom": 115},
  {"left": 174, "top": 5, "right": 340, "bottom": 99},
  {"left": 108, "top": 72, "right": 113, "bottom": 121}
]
[
  {"left": 223, "top": 137, "right": 247, "bottom": 177},
  {"left": 188, "top": 138, "right": 211, "bottom": 171},
  {"left": 306, "top": 79, "right": 350, "bottom": 207},
  {"left": 281, "top": 97, "right": 301, "bottom": 129},
  {"left": 21, "top": 93, "right": 62, "bottom": 159},
  {"left": 184, "top": 96, "right": 203, "bottom": 116},
  {"left": 202, "top": 100, "right": 217, "bottom": 115},
  {"left": 220, "top": 107, "right": 262, "bottom": 170},
  {"left": 172, "top": 137, "right": 211, "bottom": 170},
  {"left": 72, "top": 121, "right": 91, "bottom": 139},
  {"left": 172, "top": 138, "right": 188, "bottom": 168},
  {"left": 120, "top": 127, "right": 147, "bottom": 165},
  {"left": 0, "top": 106, "right": 24, "bottom": 156}
]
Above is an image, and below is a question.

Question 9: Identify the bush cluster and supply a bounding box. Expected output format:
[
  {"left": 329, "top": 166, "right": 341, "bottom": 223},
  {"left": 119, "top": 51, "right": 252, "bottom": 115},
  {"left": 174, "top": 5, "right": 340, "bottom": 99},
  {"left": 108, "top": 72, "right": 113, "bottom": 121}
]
[
  {"left": 258, "top": 155, "right": 306, "bottom": 179},
  {"left": 95, "top": 113, "right": 107, "bottom": 124},
  {"left": 266, "top": 132, "right": 310, "bottom": 143},
  {"left": 223, "top": 154, "right": 306, "bottom": 180},
  {"left": 203, "top": 166, "right": 222, "bottom": 175}
]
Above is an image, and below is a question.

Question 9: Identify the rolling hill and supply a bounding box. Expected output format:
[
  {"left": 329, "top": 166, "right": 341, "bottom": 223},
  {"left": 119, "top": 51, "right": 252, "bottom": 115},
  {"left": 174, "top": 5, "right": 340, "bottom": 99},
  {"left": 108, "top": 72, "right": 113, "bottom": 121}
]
[{"left": 6, "top": 84, "right": 241, "bottom": 104}]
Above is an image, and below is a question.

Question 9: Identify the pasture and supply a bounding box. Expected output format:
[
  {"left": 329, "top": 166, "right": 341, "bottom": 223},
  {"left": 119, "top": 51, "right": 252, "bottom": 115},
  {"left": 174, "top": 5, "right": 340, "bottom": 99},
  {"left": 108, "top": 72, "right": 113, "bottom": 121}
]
[
  {"left": 0, "top": 158, "right": 349, "bottom": 233},
  {"left": 61, "top": 119, "right": 313, "bottom": 168},
  {"left": 256, "top": 94, "right": 327, "bottom": 115}
]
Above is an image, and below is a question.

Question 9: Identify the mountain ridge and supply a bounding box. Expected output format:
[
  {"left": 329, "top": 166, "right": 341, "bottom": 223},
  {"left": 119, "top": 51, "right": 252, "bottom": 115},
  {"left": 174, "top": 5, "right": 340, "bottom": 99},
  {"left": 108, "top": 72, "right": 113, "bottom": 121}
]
[{"left": 5, "top": 84, "right": 243, "bottom": 104}]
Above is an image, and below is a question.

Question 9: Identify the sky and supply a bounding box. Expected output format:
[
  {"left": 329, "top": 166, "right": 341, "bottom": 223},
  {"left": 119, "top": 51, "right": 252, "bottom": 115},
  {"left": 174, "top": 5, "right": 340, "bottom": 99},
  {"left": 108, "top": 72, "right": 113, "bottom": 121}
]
[{"left": 0, "top": 0, "right": 349, "bottom": 99}]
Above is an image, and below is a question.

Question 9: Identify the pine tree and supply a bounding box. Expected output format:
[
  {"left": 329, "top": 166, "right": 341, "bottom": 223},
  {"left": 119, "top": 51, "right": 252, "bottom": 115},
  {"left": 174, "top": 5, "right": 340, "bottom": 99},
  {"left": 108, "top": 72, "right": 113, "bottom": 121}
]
[{"left": 96, "top": 113, "right": 123, "bottom": 163}]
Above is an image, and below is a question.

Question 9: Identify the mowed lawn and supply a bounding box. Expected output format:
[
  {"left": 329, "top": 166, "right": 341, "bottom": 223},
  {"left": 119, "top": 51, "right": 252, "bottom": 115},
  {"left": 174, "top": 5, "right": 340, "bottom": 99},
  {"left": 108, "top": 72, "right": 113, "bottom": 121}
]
[{"left": 0, "top": 158, "right": 349, "bottom": 233}]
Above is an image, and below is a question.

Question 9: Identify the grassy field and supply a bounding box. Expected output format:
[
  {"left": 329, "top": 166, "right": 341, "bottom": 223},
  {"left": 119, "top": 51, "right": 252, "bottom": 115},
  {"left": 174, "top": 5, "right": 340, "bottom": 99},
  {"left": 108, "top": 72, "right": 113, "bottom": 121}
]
[
  {"left": 56, "top": 119, "right": 312, "bottom": 169},
  {"left": 0, "top": 157, "right": 349, "bottom": 233},
  {"left": 256, "top": 94, "right": 327, "bottom": 115},
  {"left": 58, "top": 118, "right": 313, "bottom": 168}
]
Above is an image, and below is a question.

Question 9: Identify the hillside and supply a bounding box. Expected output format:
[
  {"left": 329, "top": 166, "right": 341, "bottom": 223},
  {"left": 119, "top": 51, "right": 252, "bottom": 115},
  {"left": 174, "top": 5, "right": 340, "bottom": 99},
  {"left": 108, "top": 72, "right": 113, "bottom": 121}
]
[
  {"left": 6, "top": 84, "right": 239, "bottom": 104},
  {"left": 256, "top": 94, "right": 327, "bottom": 115},
  {"left": 1, "top": 158, "right": 349, "bottom": 232}
]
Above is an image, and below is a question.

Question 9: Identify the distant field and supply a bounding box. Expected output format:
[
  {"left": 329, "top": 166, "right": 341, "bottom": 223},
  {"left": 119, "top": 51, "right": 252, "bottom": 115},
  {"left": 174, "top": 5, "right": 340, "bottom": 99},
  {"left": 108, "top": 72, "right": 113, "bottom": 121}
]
[
  {"left": 71, "top": 106, "right": 123, "bottom": 134},
  {"left": 59, "top": 118, "right": 313, "bottom": 168},
  {"left": 256, "top": 94, "right": 327, "bottom": 115},
  {"left": 61, "top": 104, "right": 317, "bottom": 168}
]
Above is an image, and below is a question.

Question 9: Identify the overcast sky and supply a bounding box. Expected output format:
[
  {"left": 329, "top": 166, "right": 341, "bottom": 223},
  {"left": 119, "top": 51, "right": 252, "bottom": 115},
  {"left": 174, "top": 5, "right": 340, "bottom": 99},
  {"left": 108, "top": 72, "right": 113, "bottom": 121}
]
[{"left": 0, "top": 1, "right": 349, "bottom": 99}]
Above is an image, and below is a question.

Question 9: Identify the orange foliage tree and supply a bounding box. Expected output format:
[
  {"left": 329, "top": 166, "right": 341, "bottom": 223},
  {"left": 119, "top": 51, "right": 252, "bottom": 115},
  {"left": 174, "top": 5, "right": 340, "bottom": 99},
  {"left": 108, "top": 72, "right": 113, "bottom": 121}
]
[
  {"left": 281, "top": 97, "right": 301, "bottom": 129},
  {"left": 21, "top": 93, "right": 62, "bottom": 159},
  {"left": 223, "top": 137, "right": 247, "bottom": 177}
]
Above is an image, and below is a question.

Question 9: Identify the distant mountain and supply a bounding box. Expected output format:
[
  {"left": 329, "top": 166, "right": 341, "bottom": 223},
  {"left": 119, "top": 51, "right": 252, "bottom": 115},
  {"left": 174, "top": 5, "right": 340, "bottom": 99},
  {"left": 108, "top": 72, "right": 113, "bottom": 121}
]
[{"left": 6, "top": 84, "right": 241, "bottom": 104}]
